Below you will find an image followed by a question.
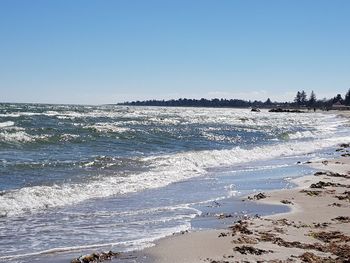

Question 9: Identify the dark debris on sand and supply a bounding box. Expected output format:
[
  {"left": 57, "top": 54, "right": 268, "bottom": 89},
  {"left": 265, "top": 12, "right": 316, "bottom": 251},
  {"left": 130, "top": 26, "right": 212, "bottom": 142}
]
[
  {"left": 299, "top": 252, "right": 338, "bottom": 263},
  {"left": 335, "top": 191, "right": 350, "bottom": 202},
  {"left": 332, "top": 216, "right": 350, "bottom": 223},
  {"left": 247, "top": 192, "right": 267, "bottom": 200},
  {"left": 280, "top": 199, "right": 294, "bottom": 205},
  {"left": 309, "top": 231, "right": 350, "bottom": 243},
  {"left": 71, "top": 251, "right": 120, "bottom": 263},
  {"left": 229, "top": 220, "right": 253, "bottom": 235},
  {"left": 300, "top": 190, "right": 322, "bottom": 196},
  {"left": 231, "top": 235, "right": 258, "bottom": 245},
  {"left": 233, "top": 245, "right": 273, "bottom": 255},
  {"left": 314, "top": 171, "right": 349, "bottom": 178},
  {"left": 329, "top": 203, "right": 343, "bottom": 207},
  {"left": 310, "top": 181, "right": 349, "bottom": 189}
]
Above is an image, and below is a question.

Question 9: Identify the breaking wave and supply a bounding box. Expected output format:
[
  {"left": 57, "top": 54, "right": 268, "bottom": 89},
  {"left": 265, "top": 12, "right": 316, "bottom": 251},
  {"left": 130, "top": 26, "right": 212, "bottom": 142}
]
[
  {"left": 1, "top": 135, "right": 349, "bottom": 217},
  {"left": 0, "top": 121, "right": 15, "bottom": 128}
]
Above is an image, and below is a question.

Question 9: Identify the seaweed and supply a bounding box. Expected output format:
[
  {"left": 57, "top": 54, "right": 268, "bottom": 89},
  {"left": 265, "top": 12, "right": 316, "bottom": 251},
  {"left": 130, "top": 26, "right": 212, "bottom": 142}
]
[
  {"left": 299, "top": 252, "right": 337, "bottom": 263},
  {"left": 229, "top": 220, "right": 253, "bottom": 235},
  {"left": 71, "top": 251, "right": 120, "bottom": 263},
  {"left": 335, "top": 191, "right": 350, "bottom": 202},
  {"left": 247, "top": 192, "right": 267, "bottom": 200},
  {"left": 300, "top": 190, "right": 322, "bottom": 196},
  {"left": 233, "top": 245, "right": 272, "bottom": 255},
  {"left": 314, "top": 171, "right": 349, "bottom": 178},
  {"left": 231, "top": 235, "right": 258, "bottom": 244},
  {"left": 281, "top": 199, "right": 293, "bottom": 204},
  {"left": 309, "top": 231, "right": 350, "bottom": 243},
  {"left": 310, "top": 181, "right": 347, "bottom": 189},
  {"left": 331, "top": 216, "right": 350, "bottom": 223}
]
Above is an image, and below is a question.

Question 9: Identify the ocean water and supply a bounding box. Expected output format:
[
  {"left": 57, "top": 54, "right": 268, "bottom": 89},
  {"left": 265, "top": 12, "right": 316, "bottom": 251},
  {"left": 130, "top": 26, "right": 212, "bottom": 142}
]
[{"left": 0, "top": 104, "right": 349, "bottom": 262}]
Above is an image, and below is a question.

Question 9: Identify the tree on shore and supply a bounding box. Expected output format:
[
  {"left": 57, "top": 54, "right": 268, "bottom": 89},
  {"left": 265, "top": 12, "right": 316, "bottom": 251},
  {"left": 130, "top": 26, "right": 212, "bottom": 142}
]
[
  {"left": 294, "top": 90, "right": 307, "bottom": 106},
  {"left": 294, "top": 91, "right": 301, "bottom": 105},
  {"left": 333, "top": 94, "right": 343, "bottom": 104},
  {"left": 344, "top": 89, "right": 350, "bottom": 106},
  {"left": 264, "top": 98, "right": 272, "bottom": 105},
  {"left": 308, "top": 90, "right": 316, "bottom": 106},
  {"left": 300, "top": 90, "right": 307, "bottom": 105}
]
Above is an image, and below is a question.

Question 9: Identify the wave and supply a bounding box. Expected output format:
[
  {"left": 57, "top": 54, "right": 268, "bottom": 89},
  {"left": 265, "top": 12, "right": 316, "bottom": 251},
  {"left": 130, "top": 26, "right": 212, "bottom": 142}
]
[
  {"left": 0, "top": 131, "right": 50, "bottom": 144},
  {"left": 0, "top": 121, "right": 15, "bottom": 128},
  {"left": 0, "top": 131, "right": 82, "bottom": 144},
  {"left": 0, "top": 131, "right": 36, "bottom": 143},
  {"left": 84, "top": 123, "right": 131, "bottom": 133},
  {"left": 1, "top": 135, "right": 349, "bottom": 217},
  {"left": 0, "top": 222, "right": 190, "bottom": 260},
  {"left": 288, "top": 131, "right": 316, "bottom": 140}
]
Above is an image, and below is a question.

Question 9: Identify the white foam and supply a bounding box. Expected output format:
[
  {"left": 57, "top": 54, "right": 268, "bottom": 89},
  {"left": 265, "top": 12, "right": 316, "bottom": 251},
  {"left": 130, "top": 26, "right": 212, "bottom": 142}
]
[
  {"left": 60, "top": 134, "right": 80, "bottom": 141},
  {"left": 0, "top": 121, "right": 14, "bottom": 128},
  {"left": 288, "top": 131, "right": 316, "bottom": 140},
  {"left": 1, "top": 135, "right": 349, "bottom": 217},
  {"left": 0, "top": 131, "right": 34, "bottom": 143},
  {"left": 201, "top": 131, "right": 241, "bottom": 142},
  {"left": 84, "top": 123, "right": 130, "bottom": 133},
  {"left": 0, "top": 131, "right": 49, "bottom": 143},
  {"left": 0, "top": 223, "right": 189, "bottom": 260}
]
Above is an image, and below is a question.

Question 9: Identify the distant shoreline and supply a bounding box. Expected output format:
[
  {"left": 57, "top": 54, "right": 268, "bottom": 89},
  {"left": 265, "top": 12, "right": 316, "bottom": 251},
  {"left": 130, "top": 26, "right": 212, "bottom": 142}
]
[{"left": 118, "top": 97, "right": 344, "bottom": 110}]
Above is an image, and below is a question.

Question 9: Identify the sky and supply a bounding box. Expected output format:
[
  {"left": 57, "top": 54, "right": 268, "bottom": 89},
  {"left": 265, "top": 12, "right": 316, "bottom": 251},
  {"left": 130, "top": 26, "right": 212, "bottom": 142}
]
[{"left": 0, "top": 0, "right": 349, "bottom": 104}]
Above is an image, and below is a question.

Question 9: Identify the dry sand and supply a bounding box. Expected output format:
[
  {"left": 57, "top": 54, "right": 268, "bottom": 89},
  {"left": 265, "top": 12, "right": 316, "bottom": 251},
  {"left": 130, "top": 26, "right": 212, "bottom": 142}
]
[{"left": 142, "top": 149, "right": 350, "bottom": 262}]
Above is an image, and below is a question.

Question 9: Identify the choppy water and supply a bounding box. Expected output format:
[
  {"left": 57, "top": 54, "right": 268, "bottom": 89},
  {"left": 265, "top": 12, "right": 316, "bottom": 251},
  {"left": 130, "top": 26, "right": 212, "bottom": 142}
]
[{"left": 0, "top": 103, "right": 349, "bottom": 262}]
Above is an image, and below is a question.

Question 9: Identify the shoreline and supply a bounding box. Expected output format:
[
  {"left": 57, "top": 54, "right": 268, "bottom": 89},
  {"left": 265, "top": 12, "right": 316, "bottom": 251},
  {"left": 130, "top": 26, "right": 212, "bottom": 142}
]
[
  {"left": 133, "top": 110, "right": 350, "bottom": 263},
  {"left": 4, "top": 111, "right": 350, "bottom": 263},
  {"left": 139, "top": 151, "right": 350, "bottom": 263}
]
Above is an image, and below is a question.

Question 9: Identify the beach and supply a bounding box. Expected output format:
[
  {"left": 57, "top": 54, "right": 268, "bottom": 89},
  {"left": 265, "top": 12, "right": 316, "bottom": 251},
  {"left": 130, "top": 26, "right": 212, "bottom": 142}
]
[
  {"left": 2, "top": 1, "right": 350, "bottom": 262},
  {"left": 141, "top": 156, "right": 350, "bottom": 262},
  {"left": 138, "top": 112, "right": 350, "bottom": 263}
]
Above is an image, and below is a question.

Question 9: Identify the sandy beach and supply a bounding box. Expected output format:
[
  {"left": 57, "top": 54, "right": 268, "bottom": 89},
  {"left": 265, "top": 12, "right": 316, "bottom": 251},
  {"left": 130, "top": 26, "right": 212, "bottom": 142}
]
[{"left": 136, "top": 112, "right": 350, "bottom": 263}]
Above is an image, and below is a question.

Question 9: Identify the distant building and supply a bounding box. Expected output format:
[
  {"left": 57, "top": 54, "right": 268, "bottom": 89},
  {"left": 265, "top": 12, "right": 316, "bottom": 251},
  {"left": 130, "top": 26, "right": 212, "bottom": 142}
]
[{"left": 332, "top": 101, "right": 350, "bottom": 110}]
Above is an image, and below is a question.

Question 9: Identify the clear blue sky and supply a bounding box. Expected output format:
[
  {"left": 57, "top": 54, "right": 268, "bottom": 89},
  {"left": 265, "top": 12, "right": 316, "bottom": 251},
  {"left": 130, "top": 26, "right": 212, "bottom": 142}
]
[{"left": 1, "top": 0, "right": 349, "bottom": 104}]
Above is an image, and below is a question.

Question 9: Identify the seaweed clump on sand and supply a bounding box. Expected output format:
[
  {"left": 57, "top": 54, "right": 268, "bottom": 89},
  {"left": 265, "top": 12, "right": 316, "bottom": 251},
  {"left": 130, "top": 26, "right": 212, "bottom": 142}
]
[
  {"left": 233, "top": 245, "right": 272, "bottom": 255},
  {"left": 300, "top": 190, "right": 322, "bottom": 196},
  {"left": 299, "top": 252, "right": 337, "bottom": 263},
  {"left": 332, "top": 216, "right": 350, "bottom": 223},
  {"left": 71, "top": 251, "right": 120, "bottom": 263},
  {"left": 310, "top": 181, "right": 348, "bottom": 189},
  {"left": 247, "top": 192, "right": 267, "bottom": 200},
  {"left": 231, "top": 235, "right": 258, "bottom": 244},
  {"left": 229, "top": 220, "right": 253, "bottom": 235},
  {"left": 309, "top": 231, "right": 350, "bottom": 243},
  {"left": 335, "top": 191, "right": 350, "bottom": 202},
  {"left": 314, "top": 171, "right": 349, "bottom": 179},
  {"left": 280, "top": 199, "right": 293, "bottom": 204}
]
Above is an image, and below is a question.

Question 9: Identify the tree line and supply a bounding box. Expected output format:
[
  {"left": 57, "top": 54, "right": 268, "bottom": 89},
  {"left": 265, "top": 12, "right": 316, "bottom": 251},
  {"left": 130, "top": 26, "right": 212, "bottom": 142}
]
[
  {"left": 293, "top": 89, "right": 350, "bottom": 107},
  {"left": 119, "top": 89, "right": 350, "bottom": 108}
]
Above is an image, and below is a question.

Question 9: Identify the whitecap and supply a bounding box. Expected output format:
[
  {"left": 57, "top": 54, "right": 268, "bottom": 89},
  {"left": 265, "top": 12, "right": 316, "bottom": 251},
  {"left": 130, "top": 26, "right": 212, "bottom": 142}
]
[
  {"left": 0, "top": 121, "right": 14, "bottom": 128},
  {"left": 1, "top": 135, "right": 349, "bottom": 217}
]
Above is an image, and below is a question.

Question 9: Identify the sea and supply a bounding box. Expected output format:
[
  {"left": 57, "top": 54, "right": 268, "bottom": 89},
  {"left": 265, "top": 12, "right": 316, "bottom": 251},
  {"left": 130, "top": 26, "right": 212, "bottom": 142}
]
[{"left": 0, "top": 103, "right": 349, "bottom": 262}]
